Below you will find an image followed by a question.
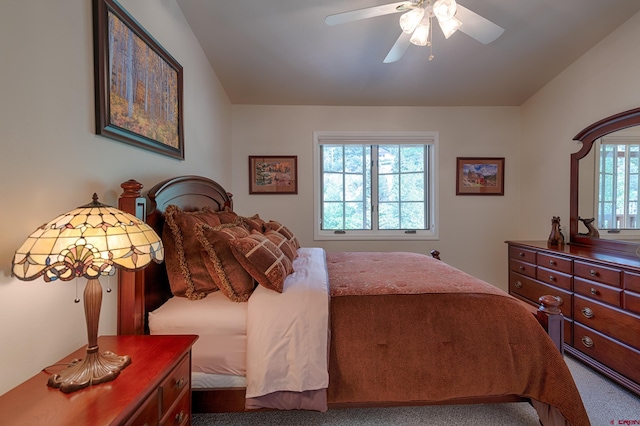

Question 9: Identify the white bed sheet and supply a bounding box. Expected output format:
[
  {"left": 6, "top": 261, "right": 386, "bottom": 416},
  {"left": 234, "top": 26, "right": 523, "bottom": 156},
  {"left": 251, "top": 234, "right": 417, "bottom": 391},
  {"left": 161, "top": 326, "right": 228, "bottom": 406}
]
[{"left": 149, "top": 289, "right": 248, "bottom": 376}]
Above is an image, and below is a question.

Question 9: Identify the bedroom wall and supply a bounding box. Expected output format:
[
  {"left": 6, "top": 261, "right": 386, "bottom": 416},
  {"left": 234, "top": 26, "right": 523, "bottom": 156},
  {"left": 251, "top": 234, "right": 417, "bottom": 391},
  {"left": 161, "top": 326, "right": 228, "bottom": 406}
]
[
  {"left": 0, "top": 0, "right": 232, "bottom": 395},
  {"left": 519, "top": 11, "right": 640, "bottom": 239},
  {"left": 231, "top": 106, "right": 521, "bottom": 290}
]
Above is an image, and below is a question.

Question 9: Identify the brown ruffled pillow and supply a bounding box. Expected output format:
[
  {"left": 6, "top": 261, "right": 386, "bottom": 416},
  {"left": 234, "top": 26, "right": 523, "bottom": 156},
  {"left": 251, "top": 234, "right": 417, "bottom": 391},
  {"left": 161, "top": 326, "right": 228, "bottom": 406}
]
[
  {"left": 264, "top": 220, "right": 300, "bottom": 249},
  {"left": 196, "top": 222, "right": 255, "bottom": 302},
  {"left": 240, "top": 214, "right": 266, "bottom": 233},
  {"left": 262, "top": 230, "right": 297, "bottom": 262},
  {"left": 215, "top": 208, "right": 239, "bottom": 225},
  {"left": 163, "top": 205, "right": 223, "bottom": 299},
  {"left": 229, "top": 232, "right": 293, "bottom": 293}
]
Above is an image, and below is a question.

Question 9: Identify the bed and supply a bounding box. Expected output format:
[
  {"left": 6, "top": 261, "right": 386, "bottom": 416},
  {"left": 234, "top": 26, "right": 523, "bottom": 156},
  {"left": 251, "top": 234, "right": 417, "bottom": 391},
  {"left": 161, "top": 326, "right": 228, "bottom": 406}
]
[{"left": 116, "top": 175, "right": 590, "bottom": 426}]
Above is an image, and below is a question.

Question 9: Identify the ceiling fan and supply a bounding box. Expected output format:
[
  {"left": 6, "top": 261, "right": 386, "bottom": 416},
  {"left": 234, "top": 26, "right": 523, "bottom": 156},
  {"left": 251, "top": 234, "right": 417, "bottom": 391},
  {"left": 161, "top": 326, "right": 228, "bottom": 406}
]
[{"left": 325, "top": 0, "right": 504, "bottom": 63}]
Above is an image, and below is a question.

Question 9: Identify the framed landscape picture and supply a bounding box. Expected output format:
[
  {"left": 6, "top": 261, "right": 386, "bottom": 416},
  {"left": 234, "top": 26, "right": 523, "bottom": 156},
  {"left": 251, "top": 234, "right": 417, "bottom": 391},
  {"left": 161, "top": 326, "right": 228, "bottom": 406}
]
[
  {"left": 93, "top": 0, "right": 184, "bottom": 159},
  {"left": 249, "top": 156, "right": 298, "bottom": 194},
  {"left": 456, "top": 157, "right": 505, "bottom": 195}
]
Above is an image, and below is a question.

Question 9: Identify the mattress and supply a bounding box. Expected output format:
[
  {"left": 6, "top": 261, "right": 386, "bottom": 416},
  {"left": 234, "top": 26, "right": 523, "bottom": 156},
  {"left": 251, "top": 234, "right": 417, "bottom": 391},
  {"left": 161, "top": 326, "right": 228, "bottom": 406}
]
[{"left": 148, "top": 289, "right": 247, "bottom": 377}]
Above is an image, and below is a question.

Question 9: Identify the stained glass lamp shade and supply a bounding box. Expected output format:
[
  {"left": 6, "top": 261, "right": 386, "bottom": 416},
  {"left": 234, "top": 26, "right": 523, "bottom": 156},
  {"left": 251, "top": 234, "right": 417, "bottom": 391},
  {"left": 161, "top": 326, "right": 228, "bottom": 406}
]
[{"left": 11, "top": 194, "right": 164, "bottom": 393}]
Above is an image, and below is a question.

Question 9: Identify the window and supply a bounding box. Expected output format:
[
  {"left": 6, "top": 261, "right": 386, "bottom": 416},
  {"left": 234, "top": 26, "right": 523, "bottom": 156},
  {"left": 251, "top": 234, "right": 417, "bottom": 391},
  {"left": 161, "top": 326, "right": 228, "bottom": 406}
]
[
  {"left": 596, "top": 136, "right": 640, "bottom": 229},
  {"left": 313, "top": 131, "right": 438, "bottom": 240}
]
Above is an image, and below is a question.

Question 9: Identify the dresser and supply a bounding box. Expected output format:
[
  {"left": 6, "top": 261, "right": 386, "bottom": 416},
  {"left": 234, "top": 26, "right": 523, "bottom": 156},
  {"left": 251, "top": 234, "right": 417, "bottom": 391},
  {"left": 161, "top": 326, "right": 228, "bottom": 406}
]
[
  {"left": 0, "top": 335, "right": 198, "bottom": 426},
  {"left": 507, "top": 240, "right": 640, "bottom": 396}
]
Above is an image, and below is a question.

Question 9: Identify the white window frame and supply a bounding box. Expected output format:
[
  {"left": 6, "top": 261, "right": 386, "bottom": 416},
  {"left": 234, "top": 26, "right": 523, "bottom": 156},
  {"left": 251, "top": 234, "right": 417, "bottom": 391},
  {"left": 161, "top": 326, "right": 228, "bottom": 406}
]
[{"left": 313, "top": 131, "right": 439, "bottom": 241}]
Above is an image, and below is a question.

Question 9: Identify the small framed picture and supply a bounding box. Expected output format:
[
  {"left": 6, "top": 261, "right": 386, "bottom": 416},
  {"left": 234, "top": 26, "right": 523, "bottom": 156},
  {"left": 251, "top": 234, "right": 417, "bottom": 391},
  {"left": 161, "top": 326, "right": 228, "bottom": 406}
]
[
  {"left": 456, "top": 157, "right": 505, "bottom": 195},
  {"left": 249, "top": 156, "right": 298, "bottom": 194}
]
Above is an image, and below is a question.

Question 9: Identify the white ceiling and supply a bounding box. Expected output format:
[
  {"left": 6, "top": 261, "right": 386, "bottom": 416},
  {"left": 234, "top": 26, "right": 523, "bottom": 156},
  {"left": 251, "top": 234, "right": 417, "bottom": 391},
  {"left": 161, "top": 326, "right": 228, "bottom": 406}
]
[{"left": 175, "top": 0, "right": 640, "bottom": 106}]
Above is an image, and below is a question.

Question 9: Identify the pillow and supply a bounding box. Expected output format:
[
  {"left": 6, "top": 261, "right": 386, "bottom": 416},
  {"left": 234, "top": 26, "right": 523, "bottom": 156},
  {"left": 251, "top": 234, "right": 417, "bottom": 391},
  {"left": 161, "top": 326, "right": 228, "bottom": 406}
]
[
  {"left": 264, "top": 220, "right": 300, "bottom": 249},
  {"left": 215, "top": 208, "right": 239, "bottom": 225},
  {"left": 229, "top": 233, "right": 293, "bottom": 293},
  {"left": 196, "top": 223, "right": 255, "bottom": 302},
  {"left": 262, "top": 230, "right": 297, "bottom": 262},
  {"left": 163, "top": 205, "right": 224, "bottom": 300},
  {"left": 240, "top": 214, "right": 266, "bottom": 233}
]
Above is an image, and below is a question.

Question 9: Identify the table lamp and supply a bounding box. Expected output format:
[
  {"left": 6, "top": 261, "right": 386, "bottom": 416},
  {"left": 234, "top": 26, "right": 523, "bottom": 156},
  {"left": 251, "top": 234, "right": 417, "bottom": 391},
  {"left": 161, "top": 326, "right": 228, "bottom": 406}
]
[{"left": 11, "top": 193, "right": 164, "bottom": 393}]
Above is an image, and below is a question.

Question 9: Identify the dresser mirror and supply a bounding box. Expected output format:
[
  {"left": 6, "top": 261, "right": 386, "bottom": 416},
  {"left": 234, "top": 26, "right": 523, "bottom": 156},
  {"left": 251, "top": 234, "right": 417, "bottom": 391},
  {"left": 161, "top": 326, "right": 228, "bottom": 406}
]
[{"left": 571, "top": 107, "right": 640, "bottom": 255}]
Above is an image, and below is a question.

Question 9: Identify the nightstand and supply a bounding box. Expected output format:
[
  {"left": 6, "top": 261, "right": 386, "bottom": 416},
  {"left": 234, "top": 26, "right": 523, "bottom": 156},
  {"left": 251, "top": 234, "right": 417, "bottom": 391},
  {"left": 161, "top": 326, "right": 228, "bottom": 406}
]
[{"left": 0, "top": 334, "right": 198, "bottom": 426}]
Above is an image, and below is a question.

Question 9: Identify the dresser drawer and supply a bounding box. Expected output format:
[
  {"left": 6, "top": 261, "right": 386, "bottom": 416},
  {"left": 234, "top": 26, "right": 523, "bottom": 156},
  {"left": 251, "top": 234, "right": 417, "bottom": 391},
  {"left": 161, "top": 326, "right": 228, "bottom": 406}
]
[
  {"left": 509, "top": 272, "right": 572, "bottom": 318},
  {"left": 509, "top": 246, "right": 536, "bottom": 264},
  {"left": 625, "top": 290, "right": 640, "bottom": 316},
  {"left": 574, "top": 260, "right": 621, "bottom": 287},
  {"left": 536, "top": 266, "right": 572, "bottom": 291},
  {"left": 574, "top": 295, "right": 640, "bottom": 350},
  {"left": 537, "top": 252, "right": 572, "bottom": 274},
  {"left": 509, "top": 259, "right": 536, "bottom": 279},
  {"left": 124, "top": 389, "right": 160, "bottom": 426},
  {"left": 574, "top": 277, "right": 622, "bottom": 307},
  {"left": 161, "top": 354, "right": 191, "bottom": 414},
  {"left": 574, "top": 323, "right": 640, "bottom": 386},
  {"left": 624, "top": 270, "right": 640, "bottom": 293}
]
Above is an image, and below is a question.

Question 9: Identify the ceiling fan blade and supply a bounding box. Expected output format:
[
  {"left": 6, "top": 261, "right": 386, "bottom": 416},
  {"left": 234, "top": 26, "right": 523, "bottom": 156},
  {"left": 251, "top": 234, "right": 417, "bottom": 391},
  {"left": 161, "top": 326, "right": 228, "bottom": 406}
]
[
  {"left": 383, "top": 31, "right": 411, "bottom": 63},
  {"left": 326, "top": 1, "right": 412, "bottom": 26},
  {"left": 455, "top": 4, "right": 504, "bottom": 44}
]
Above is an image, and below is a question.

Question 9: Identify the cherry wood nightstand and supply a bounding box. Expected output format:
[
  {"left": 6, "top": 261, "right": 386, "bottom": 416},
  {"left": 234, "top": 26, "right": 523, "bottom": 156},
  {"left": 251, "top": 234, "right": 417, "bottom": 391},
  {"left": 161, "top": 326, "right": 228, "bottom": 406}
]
[{"left": 0, "top": 334, "right": 198, "bottom": 426}]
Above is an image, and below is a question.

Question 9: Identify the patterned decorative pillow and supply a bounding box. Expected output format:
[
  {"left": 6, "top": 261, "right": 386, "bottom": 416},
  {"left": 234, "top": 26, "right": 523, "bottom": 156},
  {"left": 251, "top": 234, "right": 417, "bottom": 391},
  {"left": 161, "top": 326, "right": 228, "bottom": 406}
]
[
  {"left": 196, "top": 222, "right": 255, "bottom": 302},
  {"left": 262, "top": 230, "right": 297, "bottom": 262},
  {"left": 163, "top": 205, "right": 224, "bottom": 299},
  {"left": 229, "top": 232, "right": 293, "bottom": 293},
  {"left": 264, "top": 220, "right": 300, "bottom": 249},
  {"left": 240, "top": 214, "right": 266, "bottom": 233},
  {"left": 214, "top": 208, "right": 239, "bottom": 225}
]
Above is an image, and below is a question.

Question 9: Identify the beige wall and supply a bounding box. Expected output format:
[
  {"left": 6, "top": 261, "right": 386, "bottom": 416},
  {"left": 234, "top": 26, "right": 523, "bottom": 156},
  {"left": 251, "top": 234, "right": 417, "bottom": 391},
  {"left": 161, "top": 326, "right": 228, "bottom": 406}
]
[
  {"left": 0, "top": 0, "right": 231, "bottom": 395},
  {"left": 231, "top": 106, "right": 521, "bottom": 288},
  {"left": 519, "top": 12, "right": 640, "bottom": 239}
]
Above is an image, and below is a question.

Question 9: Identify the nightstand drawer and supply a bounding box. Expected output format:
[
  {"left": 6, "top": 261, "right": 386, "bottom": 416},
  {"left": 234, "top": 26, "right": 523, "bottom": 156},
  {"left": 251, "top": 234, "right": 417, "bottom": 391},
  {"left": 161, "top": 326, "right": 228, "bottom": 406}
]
[
  {"left": 574, "top": 277, "right": 621, "bottom": 307},
  {"left": 574, "top": 261, "right": 621, "bottom": 287},
  {"left": 161, "top": 354, "right": 191, "bottom": 414},
  {"left": 537, "top": 253, "right": 572, "bottom": 274},
  {"left": 124, "top": 390, "right": 160, "bottom": 426},
  {"left": 161, "top": 387, "right": 190, "bottom": 426}
]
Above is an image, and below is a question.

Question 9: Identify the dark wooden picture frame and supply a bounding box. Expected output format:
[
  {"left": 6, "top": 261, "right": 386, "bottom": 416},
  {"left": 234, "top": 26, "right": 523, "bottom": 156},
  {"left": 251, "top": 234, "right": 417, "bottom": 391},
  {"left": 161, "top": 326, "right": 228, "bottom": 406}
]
[
  {"left": 456, "top": 157, "right": 505, "bottom": 195},
  {"left": 249, "top": 156, "right": 298, "bottom": 194},
  {"left": 93, "top": 0, "right": 184, "bottom": 160}
]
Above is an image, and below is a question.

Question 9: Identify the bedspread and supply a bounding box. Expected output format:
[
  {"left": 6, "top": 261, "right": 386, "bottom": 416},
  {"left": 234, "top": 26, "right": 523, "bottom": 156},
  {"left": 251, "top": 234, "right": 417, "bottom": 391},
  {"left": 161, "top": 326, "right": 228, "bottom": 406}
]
[{"left": 326, "top": 251, "right": 590, "bottom": 426}]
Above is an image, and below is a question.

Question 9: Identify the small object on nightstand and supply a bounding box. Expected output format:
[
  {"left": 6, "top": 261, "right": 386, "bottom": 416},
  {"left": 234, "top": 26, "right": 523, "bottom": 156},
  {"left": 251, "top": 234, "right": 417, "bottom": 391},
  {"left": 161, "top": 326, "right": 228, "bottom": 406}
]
[{"left": 547, "top": 216, "right": 565, "bottom": 247}]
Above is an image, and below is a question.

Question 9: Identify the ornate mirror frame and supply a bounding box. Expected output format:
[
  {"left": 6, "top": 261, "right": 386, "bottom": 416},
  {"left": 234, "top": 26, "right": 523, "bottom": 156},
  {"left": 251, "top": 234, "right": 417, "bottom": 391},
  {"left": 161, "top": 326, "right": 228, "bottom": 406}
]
[{"left": 571, "top": 107, "right": 640, "bottom": 255}]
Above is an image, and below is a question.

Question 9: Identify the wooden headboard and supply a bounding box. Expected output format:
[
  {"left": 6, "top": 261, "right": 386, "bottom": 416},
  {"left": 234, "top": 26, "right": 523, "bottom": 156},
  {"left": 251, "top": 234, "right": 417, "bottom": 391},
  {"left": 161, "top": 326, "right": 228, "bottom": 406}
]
[{"left": 117, "top": 175, "right": 233, "bottom": 335}]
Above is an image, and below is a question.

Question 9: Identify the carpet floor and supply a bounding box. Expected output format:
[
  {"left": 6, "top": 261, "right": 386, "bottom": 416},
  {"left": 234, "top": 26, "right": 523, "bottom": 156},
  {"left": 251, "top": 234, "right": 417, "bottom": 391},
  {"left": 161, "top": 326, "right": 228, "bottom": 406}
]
[{"left": 192, "top": 355, "right": 640, "bottom": 425}]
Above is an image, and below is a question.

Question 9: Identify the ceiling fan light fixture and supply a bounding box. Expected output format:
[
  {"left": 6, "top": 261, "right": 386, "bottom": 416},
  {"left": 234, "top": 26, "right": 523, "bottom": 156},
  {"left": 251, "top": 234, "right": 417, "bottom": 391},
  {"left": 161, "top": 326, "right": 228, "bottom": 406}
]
[
  {"left": 438, "top": 15, "right": 462, "bottom": 39},
  {"left": 410, "top": 17, "right": 431, "bottom": 46},
  {"left": 399, "top": 7, "right": 425, "bottom": 34},
  {"left": 433, "top": 0, "right": 457, "bottom": 22}
]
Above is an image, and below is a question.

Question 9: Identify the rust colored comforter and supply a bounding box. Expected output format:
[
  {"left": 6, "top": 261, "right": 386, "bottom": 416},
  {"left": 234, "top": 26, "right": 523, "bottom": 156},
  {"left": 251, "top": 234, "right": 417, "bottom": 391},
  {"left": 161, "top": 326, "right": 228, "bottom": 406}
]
[{"left": 326, "top": 252, "right": 590, "bottom": 426}]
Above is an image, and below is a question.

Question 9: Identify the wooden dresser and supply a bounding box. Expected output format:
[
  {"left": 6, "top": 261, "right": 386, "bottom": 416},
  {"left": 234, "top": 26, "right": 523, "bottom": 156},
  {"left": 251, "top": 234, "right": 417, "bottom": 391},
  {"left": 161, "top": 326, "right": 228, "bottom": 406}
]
[
  {"left": 507, "top": 240, "right": 640, "bottom": 396},
  {"left": 0, "top": 335, "right": 198, "bottom": 426}
]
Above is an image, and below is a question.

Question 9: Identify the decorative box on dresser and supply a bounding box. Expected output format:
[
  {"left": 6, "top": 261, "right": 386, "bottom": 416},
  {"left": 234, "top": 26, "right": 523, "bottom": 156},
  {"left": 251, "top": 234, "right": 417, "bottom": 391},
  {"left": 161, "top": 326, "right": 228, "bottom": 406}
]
[
  {"left": 0, "top": 335, "right": 198, "bottom": 426},
  {"left": 507, "top": 240, "right": 640, "bottom": 396}
]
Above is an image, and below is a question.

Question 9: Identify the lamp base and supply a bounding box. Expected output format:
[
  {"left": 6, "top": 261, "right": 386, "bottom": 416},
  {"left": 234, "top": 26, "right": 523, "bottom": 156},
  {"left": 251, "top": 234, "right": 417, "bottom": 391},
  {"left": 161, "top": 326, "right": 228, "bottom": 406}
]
[{"left": 47, "top": 345, "right": 131, "bottom": 393}]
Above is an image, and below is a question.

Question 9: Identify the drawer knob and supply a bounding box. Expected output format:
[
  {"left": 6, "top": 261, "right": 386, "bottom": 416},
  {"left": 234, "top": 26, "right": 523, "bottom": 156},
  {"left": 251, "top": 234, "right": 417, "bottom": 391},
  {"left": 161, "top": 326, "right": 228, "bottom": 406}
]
[
  {"left": 589, "top": 269, "right": 597, "bottom": 277},
  {"left": 549, "top": 275, "right": 555, "bottom": 281},
  {"left": 581, "top": 336, "right": 594, "bottom": 348},
  {"left": 514, "top": 280, "right": 523, "bottom": 289},
  {"left": 175, "top": 377, "right": 187, "bottom": 389},
  {"left": 518, "top": 252, "right": 525, "bottom": 257},
  {"left": 590, "top": 287, "right": 598, "bottom": 295},
  {"left": 175, "top": 411, "right": 186, "bottom": 424},
  {"left": 519, "top": 266, "right": 525, "bottom": 271},
  {"left": 581, "top": 307, "right": 594, "bottom": 319},
  {"left": 549, "top": 260, "right": 556, "bottom": 265}
]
